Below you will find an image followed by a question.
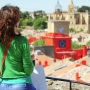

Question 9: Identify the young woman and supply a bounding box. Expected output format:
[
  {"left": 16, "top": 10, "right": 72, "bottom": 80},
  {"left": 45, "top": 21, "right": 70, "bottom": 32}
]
[{"left": 0, "top": 5, "right": 36, "bottom": 90}]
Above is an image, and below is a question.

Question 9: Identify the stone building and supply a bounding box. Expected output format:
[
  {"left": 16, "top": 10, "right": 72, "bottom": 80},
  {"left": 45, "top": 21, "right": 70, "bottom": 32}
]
[{"left": 47, "top": 0, "right": 90, "bottom": 33}]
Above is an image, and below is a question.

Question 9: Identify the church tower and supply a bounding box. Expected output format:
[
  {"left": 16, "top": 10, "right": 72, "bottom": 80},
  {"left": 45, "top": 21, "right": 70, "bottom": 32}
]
[
  {"left": 68, "top": 0, "right": 75, "bottom": 28},
  {"left": 68, "top": 0, "right": 74, "bottom": 14}
]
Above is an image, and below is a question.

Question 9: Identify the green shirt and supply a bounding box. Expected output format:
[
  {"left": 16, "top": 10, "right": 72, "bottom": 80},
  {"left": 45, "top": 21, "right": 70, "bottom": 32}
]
[{"left": 0, "top": 36, "right": 34, "bottom": 84}]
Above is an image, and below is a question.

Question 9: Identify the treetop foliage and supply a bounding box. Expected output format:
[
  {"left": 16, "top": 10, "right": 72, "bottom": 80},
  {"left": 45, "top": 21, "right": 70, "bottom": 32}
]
[
  {"left": 77, "top": 6, "right": 90, "bottom": 12},
  {"left": 33, "top": 39, "right": 45, "bottom": 46},
  {"left": 19, "top": 10, "right": 48, "bottom": 30}
]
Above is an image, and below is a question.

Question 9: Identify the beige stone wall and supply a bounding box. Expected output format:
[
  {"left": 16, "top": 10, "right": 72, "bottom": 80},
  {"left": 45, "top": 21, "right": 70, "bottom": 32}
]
[
  {"left": 48, "top": 12, "right": 90, "bottom": 32},
  {"left": 74, "top": 25, "right": 88, "bottom": 31},
  {"left": 48, "top": 21, "right": 54, "bottom": 32}
]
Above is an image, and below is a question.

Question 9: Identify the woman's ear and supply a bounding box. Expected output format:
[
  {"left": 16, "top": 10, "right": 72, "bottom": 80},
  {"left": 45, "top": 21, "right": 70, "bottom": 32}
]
[
  {"left": 15, "top": 25, "right": 17, "bottom": 29},
  {"left": 14, "top": 25, "right": 17, "bottom": 31}
]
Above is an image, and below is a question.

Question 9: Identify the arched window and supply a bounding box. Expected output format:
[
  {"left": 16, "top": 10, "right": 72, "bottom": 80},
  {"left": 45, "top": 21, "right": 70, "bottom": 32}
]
[
  {"left": 82, "top": 17, "right": 86, "bottom": 24},
  {"left": 76, "top": 17, "right": 80, "bottom": 24}
]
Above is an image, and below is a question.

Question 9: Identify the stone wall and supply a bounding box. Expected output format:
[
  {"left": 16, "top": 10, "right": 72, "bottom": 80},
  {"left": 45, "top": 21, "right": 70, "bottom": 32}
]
[{"left": 34, "top": 46, "right": 55, "bottom": 58}]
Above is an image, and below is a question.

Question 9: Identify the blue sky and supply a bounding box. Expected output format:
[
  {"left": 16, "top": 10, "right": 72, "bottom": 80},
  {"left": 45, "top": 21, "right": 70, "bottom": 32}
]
[{"left": 0, "top": 0, "right": 90, "bottom": 13}]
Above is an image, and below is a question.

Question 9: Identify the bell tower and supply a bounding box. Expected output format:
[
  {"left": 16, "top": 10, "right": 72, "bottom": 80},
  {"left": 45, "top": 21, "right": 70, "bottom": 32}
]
[
  {"left": 68, "top": 0, "right": 75, "bottom": 28},
  {"left": 68, "top": 0, "right": 75, "bottom": 14}
]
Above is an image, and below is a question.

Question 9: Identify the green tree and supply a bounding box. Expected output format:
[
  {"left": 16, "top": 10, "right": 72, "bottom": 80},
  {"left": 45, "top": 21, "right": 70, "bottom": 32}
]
[
  {"left": 33, "top": 39, "right": 45, "bottom": 46},
  {"left": 79, "top": 28, "right": 84, "bottom": 32},
  {"left": 34, "top": 10, "right": 46, "bottom": 18},
  {"left": 86, "top": 41, "right": 90, "bottom": 46},
  {"left": 20, "top": 19, "right": 33, "bottom": 26},
  {"left": 72, "top": 42, "right": 83, "bottom": 49},
  {"left": 33, "top": 17, "right": 47, "bottom": 30},
  {"left": 19, "top": 10, "right": 47, "bottom": 30},
  {"left": 19, "top": 11, "right": 33, "bottom": 28},
  {"left": 69, "top": 28, "right": 76, "bottom": 32},
  {"left": 77, "top": 6, "right": 90, "bottom": 12},
  {"left": 20, "top": 11, "right": 31, "bottom": 19}
]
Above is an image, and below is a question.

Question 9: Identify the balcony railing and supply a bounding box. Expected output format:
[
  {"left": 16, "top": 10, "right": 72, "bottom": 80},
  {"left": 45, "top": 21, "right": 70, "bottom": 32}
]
[{"left": 46, "top": 76, "right": 90, "bottom": 90}]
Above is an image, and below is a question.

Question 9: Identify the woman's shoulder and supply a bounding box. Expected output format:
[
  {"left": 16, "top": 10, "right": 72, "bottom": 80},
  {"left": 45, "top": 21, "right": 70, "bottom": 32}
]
[
  {"left": 15, "top": 36, "right": 28, "bottom": 41},
  {"left": 13, "top": 36, "right": 29, "bottom": 44}
]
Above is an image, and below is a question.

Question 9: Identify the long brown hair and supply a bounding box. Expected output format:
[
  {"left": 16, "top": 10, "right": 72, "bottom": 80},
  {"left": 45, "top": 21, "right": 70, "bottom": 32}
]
[{"left": 0, "top": 5, "right": 20, "bottom": 45}]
